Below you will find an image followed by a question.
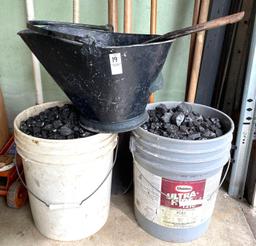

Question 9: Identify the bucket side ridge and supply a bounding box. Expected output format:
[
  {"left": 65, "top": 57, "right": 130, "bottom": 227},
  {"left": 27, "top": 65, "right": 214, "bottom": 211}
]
[
  {"left": 132, "top": 149, "right": 230, "bottom": 177},
  {"left": 14, "top": 131, "right": 117, "bottom": 156},
  {"left": 132, "top": 139, "right": 231, "bottom": 164},
  {"left": 15, "top": 137, "right": 117, "bottom": 166},
  {"left": 132, "top": 131, "right": 233, "bottom": 154}
]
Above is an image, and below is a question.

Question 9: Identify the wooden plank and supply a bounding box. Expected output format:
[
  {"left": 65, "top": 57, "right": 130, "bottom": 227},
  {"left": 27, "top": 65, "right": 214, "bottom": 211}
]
[
  {"left": 219, "top": 0, "right": 254, "bottom": 116},
  {"left": 195, "top": 0, "right": 231, "bottom": 105},
  {"left": 0, "top": 89, "right": 9, "bottom": 149}
]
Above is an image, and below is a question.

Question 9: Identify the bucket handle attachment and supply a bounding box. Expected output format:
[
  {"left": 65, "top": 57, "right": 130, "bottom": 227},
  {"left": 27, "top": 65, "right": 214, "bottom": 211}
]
[
  {"left": 15, "top": 138, "right": 119, "bottom": 210},
  {"left": 134, "top": 159, "right": 231, "bottom": 203},
  {"left": 26, "top": 20, "right": 113, "bottom": 43}
]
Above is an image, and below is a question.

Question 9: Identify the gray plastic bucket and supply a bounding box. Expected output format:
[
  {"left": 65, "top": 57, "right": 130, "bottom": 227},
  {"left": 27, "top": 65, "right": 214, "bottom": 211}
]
[{"left": 130, "top": 101, "right": 234, "bottom": 243}]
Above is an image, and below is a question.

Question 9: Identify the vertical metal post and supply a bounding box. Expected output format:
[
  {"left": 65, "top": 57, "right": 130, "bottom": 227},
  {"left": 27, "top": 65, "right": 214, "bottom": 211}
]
[
  {"left": 228, "top": 15, "right": 256, "bottom": 198},
  {"left": 73, "top": 0, "right": 80, "bottom": 23},
  {"left": 252, "top": 181, "right": 256, "bottom": 207},
  {"left": 25, "top": 0, "right": 44, "bottom": 104}
]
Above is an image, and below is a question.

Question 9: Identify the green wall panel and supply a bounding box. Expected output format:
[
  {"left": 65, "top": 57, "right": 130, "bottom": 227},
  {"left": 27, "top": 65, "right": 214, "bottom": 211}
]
[
  {"left": 0, "top": 0, "right": 193, "bottom": 129},
  {"left": 34, "top": 0, "right": 72, "bottom": 103},
  {"left": 0, "top": 0, "right": 35, "bottom": 128},
  {"left": 156, "top": 0, "right": 193, "bottom": 101}
]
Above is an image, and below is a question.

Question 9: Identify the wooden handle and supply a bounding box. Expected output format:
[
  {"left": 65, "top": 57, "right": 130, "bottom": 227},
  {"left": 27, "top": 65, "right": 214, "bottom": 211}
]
[
  {"left": 145, "top": 11, "right": 245, "bottom": 43},
  {"left": 186, "top": 0, "right": 210, "bottom": 103},
  {"left": 73, "top": 0, "right": 80, "bottom": 23},
  {"left": 108, "top": 0, "right": 118, "bottom": 31},
  {"left": 187, "top": 0, "right": 201, "bottom": 82},
  {"left": 150, "top": 0, "right": 157, "bottom": 34},
  {"left": 149, "top": 0, "right": 157, "bottom": 103},
  {"left": 124, "top": 0, "right": 132, "bottom": 33}
]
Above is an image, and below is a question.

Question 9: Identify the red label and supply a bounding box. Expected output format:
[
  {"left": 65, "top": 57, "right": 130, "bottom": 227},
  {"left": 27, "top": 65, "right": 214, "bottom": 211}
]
[{"left": 160, "top": 179, "right": 206, "bottom": 209}]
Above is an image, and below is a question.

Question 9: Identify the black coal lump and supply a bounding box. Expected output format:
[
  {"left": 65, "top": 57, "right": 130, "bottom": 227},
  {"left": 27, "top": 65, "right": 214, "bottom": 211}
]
[
  {"left": 53, "top": 120, "right": 63, "bottom": 129},
  {"left": 155, "top": 104, "right": 168, "bottom": 117},
  {"left": 141, "top": 103, "right": 224, "bottom": 140},
  {"left": 59, "top": 124, "right": 73, "bottom": 137},
  {"left": 161, "top": 112, "right": 173, "bottom": 123},
  {"left": 170, "top": 112, "right": 185, "bottom": 126},
  {"left": 175, "top": 102, "right": 192, "bottom": 115},
  {"left": 19, "top": 104, "right": 96, "bottom": 140}
]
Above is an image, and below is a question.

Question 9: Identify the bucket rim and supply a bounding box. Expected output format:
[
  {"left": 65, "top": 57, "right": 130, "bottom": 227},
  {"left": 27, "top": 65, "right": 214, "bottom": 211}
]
[
  {"left": 134, "top": 101, "right": 234, "bottom": 144},
  {"left": 21, "top": 28, "right": 175, "bottom": 49},
  {"left": 14, "top": 101, "right": 115, "bottom": 143},
  {"left": 104, "top": 38, "right": 174, "bottom": 49}
]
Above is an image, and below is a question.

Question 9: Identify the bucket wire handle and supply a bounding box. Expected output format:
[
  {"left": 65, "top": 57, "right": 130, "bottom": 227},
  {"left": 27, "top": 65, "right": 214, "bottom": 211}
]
[
  {"left": 14, "top": 158, "right": 49, "bottom": 207},
  {"left": 207, "top": 158, "right": 231, "bottom": 201},
  {"left": 15, "top": 137, "right": 119, "bottom": 209},
  {"left": 79, "top": 140, "right": 119, "bottom": 206},
  {"left": 134, "top": 158, "right": 231, "bottom": 201}
]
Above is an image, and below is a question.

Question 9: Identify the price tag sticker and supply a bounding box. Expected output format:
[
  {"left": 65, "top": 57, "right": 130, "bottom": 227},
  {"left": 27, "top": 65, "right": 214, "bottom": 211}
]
[{"left": 109, "top": 53, "right": 123, "bottom": 75}]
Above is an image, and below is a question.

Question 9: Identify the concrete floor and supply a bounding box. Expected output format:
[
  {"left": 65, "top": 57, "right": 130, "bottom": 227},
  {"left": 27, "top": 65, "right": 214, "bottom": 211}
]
[{"left": 0, "top": 190, "right": 255, "bottom": 246}]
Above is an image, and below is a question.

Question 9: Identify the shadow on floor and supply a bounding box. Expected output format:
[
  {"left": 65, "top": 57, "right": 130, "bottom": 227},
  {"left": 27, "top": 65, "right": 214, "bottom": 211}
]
[{"left": 111, "top": 190, "right": 136, "bottom": 222}]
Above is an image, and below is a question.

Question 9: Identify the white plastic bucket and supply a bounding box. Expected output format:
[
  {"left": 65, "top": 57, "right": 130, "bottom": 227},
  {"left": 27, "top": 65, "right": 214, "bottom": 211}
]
[
  {"left": 130, "top": 102, "right": 234, "bottom": 243},
  {"left": 14, "top": 101, "right": 117, "bottom": 241}
]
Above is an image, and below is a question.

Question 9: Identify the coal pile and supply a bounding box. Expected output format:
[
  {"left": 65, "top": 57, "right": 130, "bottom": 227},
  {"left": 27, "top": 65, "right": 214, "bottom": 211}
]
[
  {"left": 20, "top": 104, "right": 96, "bottom": 139},
  {"left": 141, "top": 103, "right": 224, "bottom": 140}
]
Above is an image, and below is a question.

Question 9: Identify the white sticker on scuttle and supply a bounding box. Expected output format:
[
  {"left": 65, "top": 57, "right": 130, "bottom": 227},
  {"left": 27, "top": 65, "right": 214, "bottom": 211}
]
[{"left": 109, "top": 53, "right": 123, "bottom": 75}]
